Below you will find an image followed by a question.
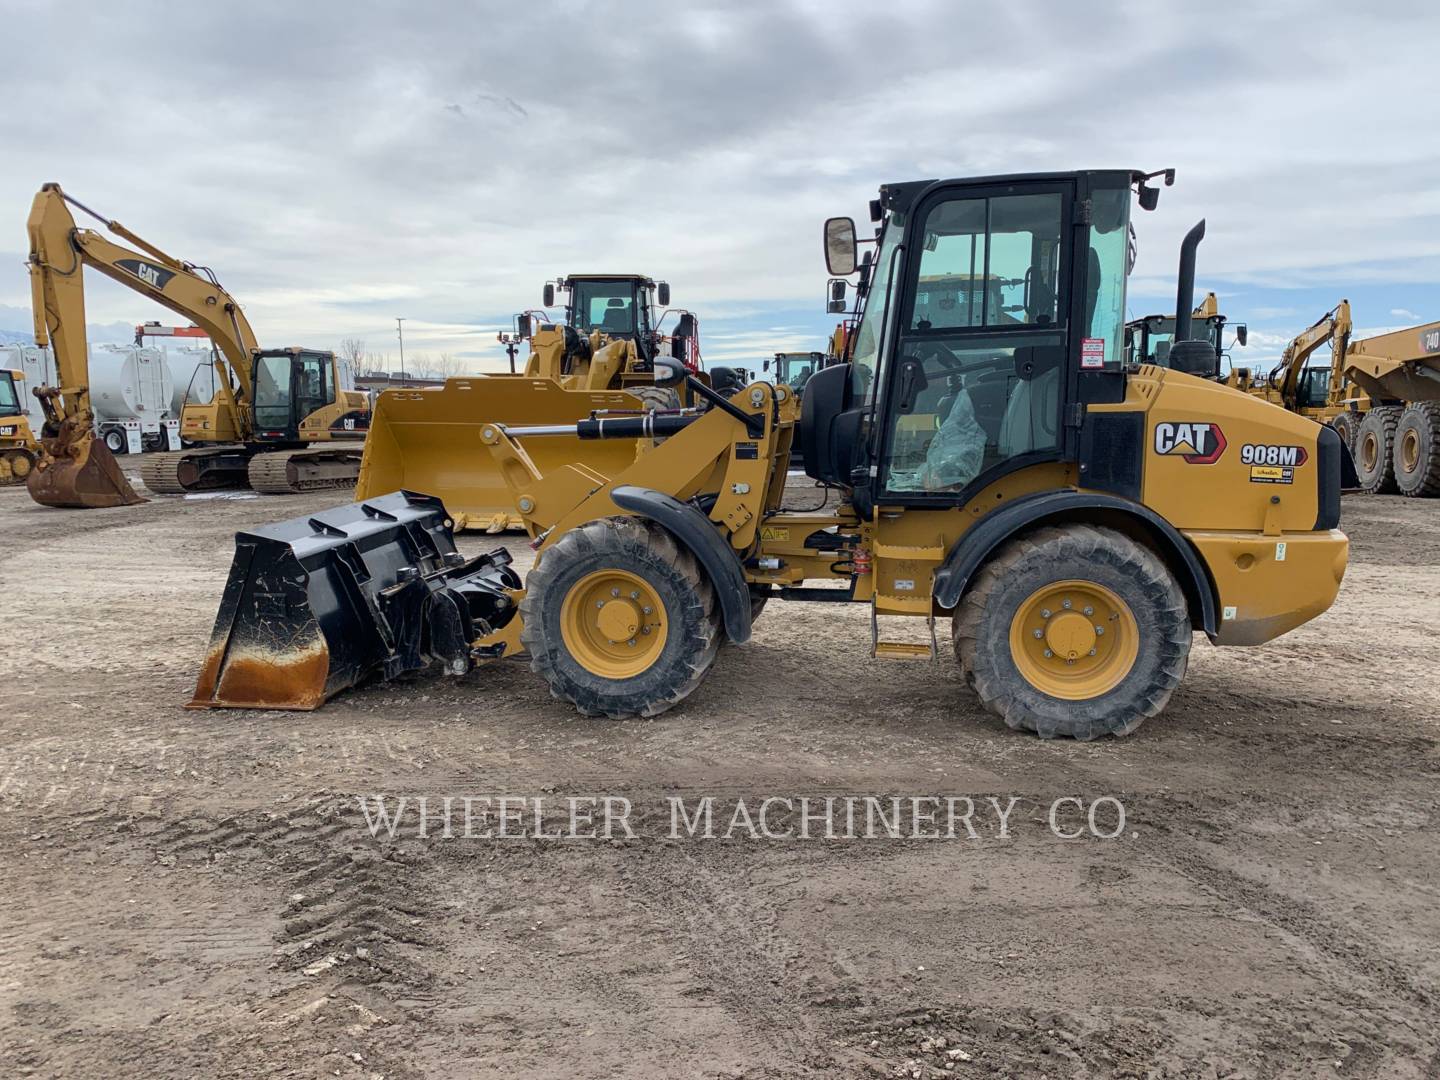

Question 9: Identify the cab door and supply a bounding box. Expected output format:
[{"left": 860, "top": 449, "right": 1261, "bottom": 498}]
[
  {"left": 873, "top": 180, "right": 1073, "bottom": 503},
  {"left": 293, "top": 353, "right": 333, "bottom": 430}
]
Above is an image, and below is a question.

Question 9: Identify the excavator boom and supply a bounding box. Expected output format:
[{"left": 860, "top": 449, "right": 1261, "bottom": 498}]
[{"left": 24, "top": 185, "right": 145, "bottom": 508}]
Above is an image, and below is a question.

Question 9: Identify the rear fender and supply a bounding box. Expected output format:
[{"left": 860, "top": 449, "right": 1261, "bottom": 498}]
[{"left": 931, "top": 490, "right": 1218, "bottom": 636}]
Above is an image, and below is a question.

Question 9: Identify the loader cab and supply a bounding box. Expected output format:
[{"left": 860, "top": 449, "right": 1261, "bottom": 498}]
[
  {"left": 555, "top": 274, "right": 666, "bottom": 359},
  {"left": 766, "top": 352, "right": 828, "bottom": 395},
  {"left": 251, "top": 348, "right": 340, "bottom": 443},
  {"left": 1126, "top": 311, "right": 1227, "bottom": 368},
  {"left": 0, "top": 369, "right": 22, "bottom": 418},
  {"left": 803, "top": 170, "right": 1150, "bottom": 512}
]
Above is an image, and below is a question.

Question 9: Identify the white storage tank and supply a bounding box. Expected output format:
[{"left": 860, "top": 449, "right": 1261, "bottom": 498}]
[
  {"left": 166, "top": 344, "right": 221, "bottom": 416},
  {"left": 0, "top": 344, "right": 56, "bottom": 433},
  {"left": 87, "top": 344, "right": 181, "bottom": 454}
]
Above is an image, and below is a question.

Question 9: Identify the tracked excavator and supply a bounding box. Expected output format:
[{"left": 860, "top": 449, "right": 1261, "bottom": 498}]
[
  {"left": 354, "top": 273, "right": 701, "bottom": 531},
  {"left": 191, "top": 168, "right": 1348, "bottom": 741},
  {"left": 24, "top": 184, "right": 369, "bottom": 506},
  {"left": 0, "top": 368, "right": 40, "bottom": 487}
]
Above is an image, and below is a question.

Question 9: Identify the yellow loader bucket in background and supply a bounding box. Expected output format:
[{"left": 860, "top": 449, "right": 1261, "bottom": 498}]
[{"left": 355, "top": 377, "right": 649, "bottom": 532}]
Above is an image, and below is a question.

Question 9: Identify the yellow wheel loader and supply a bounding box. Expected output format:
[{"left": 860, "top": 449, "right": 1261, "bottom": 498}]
[
  {"left": 191, "top": 168, "right": 1349, "bottom": 740},
  {"left": 1125, "top": 292, "right": 1246, "bottom": 370},
  {"left": 0, "top": 368, "right": 40, "bottom": 487},
  {"left": 24, "top": 184, "right": 370, "bottom": 506},
  {"left": 355, "top": 273, "right": 703, "bottom": 532}
]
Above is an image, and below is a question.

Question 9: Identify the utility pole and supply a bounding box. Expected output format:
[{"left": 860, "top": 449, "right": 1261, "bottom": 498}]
[{"left": 395, "top": 317, "right": 407, "bottom": 384}]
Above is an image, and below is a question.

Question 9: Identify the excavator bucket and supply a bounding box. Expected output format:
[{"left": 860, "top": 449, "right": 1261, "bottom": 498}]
[
  {"left": 189, "top": 490, "right": 521, "bottom": 711},
  {"left": 355, "top": 378, "right": 649, "bottom": 531},
  {"left": 27, "top": 421, "right": 146, "bottom": 509}
]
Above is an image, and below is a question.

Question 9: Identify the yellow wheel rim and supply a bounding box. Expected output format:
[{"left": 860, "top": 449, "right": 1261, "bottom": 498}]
[
  {"left": 1009, "top": 579, "right": 1140, "bottom": 700},
  {"left": 1361, "top": 431, "right": 1379, "bottom": 471},
  {"left": 560, "top": 569, "right": 668, "bottom": 678},
  {"left": 1401, "top": 429, "right": 1420, "bottom": 473},
  {"left": 9, "top": 452, "right": 31, "bottom": 479}
]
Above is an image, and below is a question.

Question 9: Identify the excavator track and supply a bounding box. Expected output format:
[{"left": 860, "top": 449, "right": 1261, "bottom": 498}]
[
  {"left": 140, "top": 446, "right": 253, "bottom": 494},
  {"left": 247, "top": 446, "right": 363, "bottom": 495}
]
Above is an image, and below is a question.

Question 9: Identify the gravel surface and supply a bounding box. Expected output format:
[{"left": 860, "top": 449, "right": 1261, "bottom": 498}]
[{"left": 1, "top": 475, "right": 1436, "bottom": 1078}]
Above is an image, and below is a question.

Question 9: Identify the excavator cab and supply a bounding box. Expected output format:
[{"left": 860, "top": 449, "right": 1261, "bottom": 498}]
[{"left": 250, "top": 348, "right": 353, "bottom": 444}]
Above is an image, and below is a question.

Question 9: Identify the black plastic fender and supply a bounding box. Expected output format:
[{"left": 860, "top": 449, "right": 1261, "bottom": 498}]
[
  {"left": 610, "top": 485, "right": 752, "bottom": 644},
  {"left": 931, "top": 490, "right": 1218, "bottom": 636}
]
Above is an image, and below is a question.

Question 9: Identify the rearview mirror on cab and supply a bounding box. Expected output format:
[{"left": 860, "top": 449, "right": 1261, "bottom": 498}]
[
  {"left": 1235, "top": 324, "right": 1248, "bottom": 347},
  {"left": 657, "top": 281, "right": 671, "bottom": 307},
  {"left": 824, "top": 217, "right": 857, "bottom": 276},
  {"left": 543, "top": 282, "right": 555, "bottom": 308}
]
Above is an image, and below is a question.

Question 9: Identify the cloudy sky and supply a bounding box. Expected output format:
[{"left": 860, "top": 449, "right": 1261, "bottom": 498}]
[{"left": 1, "top": 0, "right": 1437, "bottom": 375}]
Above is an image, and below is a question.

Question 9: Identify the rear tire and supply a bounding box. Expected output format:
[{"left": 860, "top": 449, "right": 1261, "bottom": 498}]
[
  {"left": 103, "top": 429, "right": 127, "bottom": 454},
  {"left": 1354, "top": 407, "right": 1400, "bottom": 494},
  {"left": 628, "top": 386, "right": 683, "bottom": 412},
  {"left": 953, "top": 525, "right": 1191, "bottom": 740},
  {"left": 520, "top": 516, "right": 721, "bottom": 718},
  {"left": 1394, "top": 402, "right": 1440, "bottom": 497}
]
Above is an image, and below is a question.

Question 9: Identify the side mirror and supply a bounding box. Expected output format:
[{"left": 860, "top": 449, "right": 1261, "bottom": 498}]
[
  {"left": 763, "top": 359, "right": 771, "bottom": 371},
  {"left": 1235, "top": 324, "right": 1248, "bottom": 347},
  {"left": 543, "top": 282, "right": 555, "bottom": 308},
  {"left": 657, "top": 281, "right": 670, "bottom": 307},
  {"left": 827, "top": 279, "right": 847, "bottom": 314},
  {"left": 516, "top": 313, "right": 533, "bottom": 340},
  {"left": 654, "top": 357, "right": 685, "bottom": 388},
  {"left": 674, "top": 312, "right": 697, "bottom": 338},
  {"left": 824, "top": 217, "right": 857, "bottom": 276}
]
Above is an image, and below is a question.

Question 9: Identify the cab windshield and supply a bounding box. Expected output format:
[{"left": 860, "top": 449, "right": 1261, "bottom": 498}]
[
  {"left": 569, "top": 280, "right": 642, "bottom": 336},
  {"left": 849, "top": 213, "right": 904, "bottom": 405},
  {"left": 0, "top": 373, "right": 20, "bottom": 416}
]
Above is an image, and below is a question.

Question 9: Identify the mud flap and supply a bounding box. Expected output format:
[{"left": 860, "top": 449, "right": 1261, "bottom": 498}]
[{"left": 189, "top": 490, "right": 521, "bottom": 710}]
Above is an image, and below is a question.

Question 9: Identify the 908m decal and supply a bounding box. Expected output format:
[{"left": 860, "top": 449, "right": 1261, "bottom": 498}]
[{"left": 1241, "top": 442, "right": 1307, "bottom": 484}]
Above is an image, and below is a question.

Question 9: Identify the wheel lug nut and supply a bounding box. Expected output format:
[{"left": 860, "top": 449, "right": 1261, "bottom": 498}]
[
  {"left": 1095, "top": 626, "right": 1104, "bottom": 636},
  {"left": 631, "top": 591, "right": 639, "bottom": 599},
  {"left": 1088, "top": 648, "right": 1097, "bottom": 656},
  {"left": 1033, "top": 629, "right": 1043, "bottom": 639},
  {"left": 1062, "top": 599, "right": 1072, "bottom": 609},
  {"left": 641, "top": 626, "right": 650, "bottom": 635},
  {"left": 1083, "top": 606, "right": 1094, "bottom": 616},
  {"left": 611, "top": 588, "right": 620, "bottom": 597},
  {"left": 643, "top": 606, "right": 652, "bottom": 614},
  {"left": 1040, "top": 608, "right": 1051, "bottom": 618},
  {"left": 627, "top": 638, "right": 636, "bottom": 647},
  {"left": 596, "top": 601, "right": 604, "bottom": 609},
  {"left": 1043, "top": 649, "right": 1053, "bottom": 658}
]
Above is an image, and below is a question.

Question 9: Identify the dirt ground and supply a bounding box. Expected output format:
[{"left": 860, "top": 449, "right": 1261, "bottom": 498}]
[{"left": 0, "top": 472, "right": 1437, "bottom": 1080}]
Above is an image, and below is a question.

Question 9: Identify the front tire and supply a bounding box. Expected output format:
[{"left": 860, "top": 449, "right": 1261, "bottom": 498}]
[
  {"left": 520, "top": 516, "right": 721, "bottom": 718},
  {"left": 103, "top": 429, "right": 127, "bottom": 454},
  {"left": 953, "top": 525, "right": 1191, "bottom": 740}
]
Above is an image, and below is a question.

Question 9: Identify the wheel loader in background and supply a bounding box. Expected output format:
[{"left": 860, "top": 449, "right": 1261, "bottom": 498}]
[
  {"left": 354, "top": 273, "right": 702, "bottom": 531},
  {"left": 23, "top": 184, "right": 370, "bottom": 507},
  {"left": 0, "top": 368, "right": 40, "bottom": 486},
  {"left": 1126, "top": 291, "right": 1245, "bottom": 370},
  {"left": 192, "top": 168, "right": 1348, "bottom": 741}
]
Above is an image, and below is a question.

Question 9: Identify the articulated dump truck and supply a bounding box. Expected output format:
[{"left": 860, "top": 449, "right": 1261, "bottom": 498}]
[
  {"left": 354, "top": 273, "right": 701, "bottom": 531},
  {"left": 192, "top": 168, "right": 1349, "bottom": 740}
]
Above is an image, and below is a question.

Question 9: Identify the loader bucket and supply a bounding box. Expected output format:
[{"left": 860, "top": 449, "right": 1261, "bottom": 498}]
[
  {"left": 355, "top": 378, "right": 649, "bottom": 532},
  {"left": 189, "top": 490, "right": 522, "bottom": 711},
  {"left": 27, "top": 423, "right": 146, "bottom": 509}
]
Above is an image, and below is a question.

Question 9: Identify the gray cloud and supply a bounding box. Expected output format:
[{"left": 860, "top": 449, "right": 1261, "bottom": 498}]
[{"left": 1, "top": 0, "right": 1437, "bottom": 370}]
